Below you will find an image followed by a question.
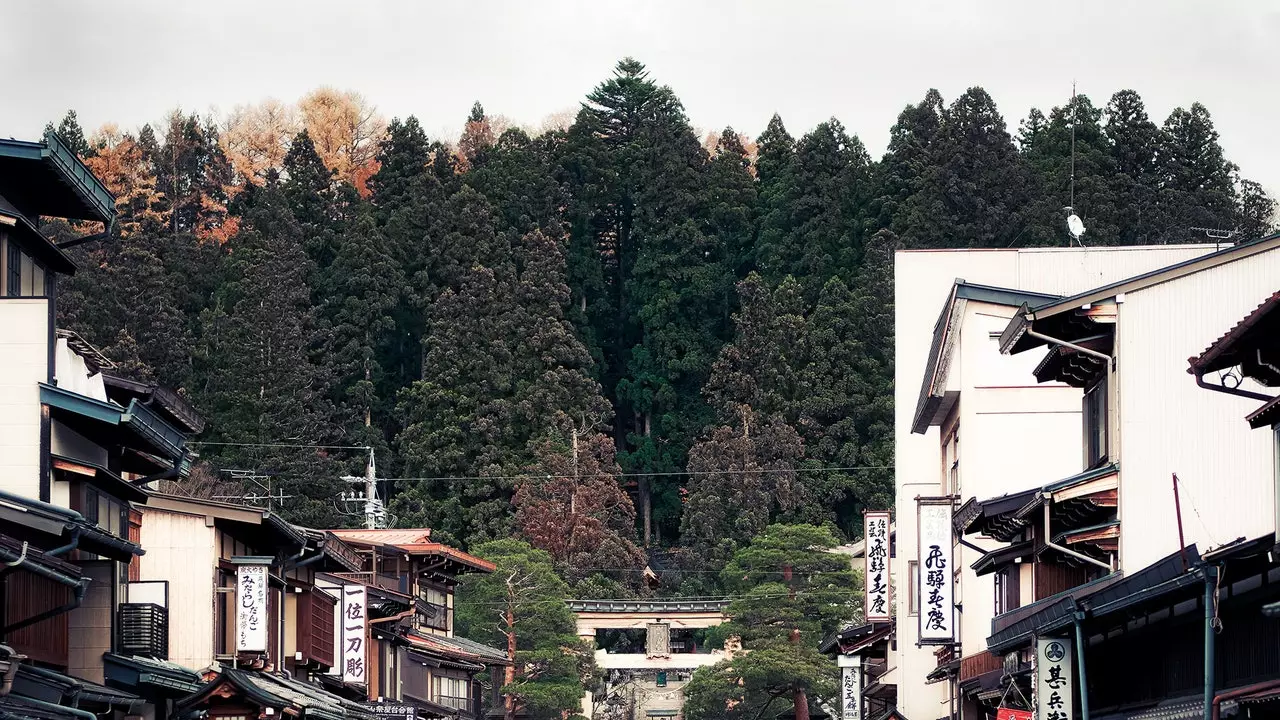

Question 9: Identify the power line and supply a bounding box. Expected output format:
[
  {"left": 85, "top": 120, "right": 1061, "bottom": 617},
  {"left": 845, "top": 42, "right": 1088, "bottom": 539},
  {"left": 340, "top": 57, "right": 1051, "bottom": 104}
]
[
  {"left": 189, "top": 441, "right": 373, "bottom": 451},
  {"left": 379, "top": 465, "right": 893, "bottom": 484},
  {"left": 456, "top": 589, "right": 860, "bottom": 608}
]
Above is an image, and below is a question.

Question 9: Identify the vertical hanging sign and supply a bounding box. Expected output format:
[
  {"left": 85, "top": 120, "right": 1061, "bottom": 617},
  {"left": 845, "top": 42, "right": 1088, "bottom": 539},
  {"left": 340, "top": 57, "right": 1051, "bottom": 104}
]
[
  {"left": 864, "top": 511, "right": 891, "bottom": 622},
  {"left": 341, "top": 584, "right": 368, "bottom": 685},
  {"left": 917, "top": 499, "right": 954, "bottom": 644},
  {"left": 1036, "top": 637, "right": 1073, "bottom": 720},
  {"left": 235, "top": 564, "right": 268, "bottom": 653},
  {"left": 837, "top": 655, "right": 863, "bottom": 720}
]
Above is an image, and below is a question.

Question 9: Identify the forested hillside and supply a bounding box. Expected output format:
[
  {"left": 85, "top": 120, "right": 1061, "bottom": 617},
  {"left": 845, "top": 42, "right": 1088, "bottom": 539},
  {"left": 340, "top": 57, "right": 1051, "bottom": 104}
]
[{"left": 47, "top": 59, "right": 1276, "bottom": 596}]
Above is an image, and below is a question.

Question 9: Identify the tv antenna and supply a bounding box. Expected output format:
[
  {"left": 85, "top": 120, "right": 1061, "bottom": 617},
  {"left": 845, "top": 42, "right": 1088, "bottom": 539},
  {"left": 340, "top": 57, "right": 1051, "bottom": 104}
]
[
  {"left": 214, "top": 470, "right": 292, "bottom": 512},
  {"left": 1065, "top": 81, "right": 1086, "bottom": 246}
]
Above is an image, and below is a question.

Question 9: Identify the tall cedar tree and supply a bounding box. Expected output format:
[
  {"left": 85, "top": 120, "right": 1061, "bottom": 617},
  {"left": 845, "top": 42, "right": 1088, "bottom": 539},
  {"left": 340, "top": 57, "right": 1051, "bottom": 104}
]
[
  {"left": 566, "top": 58, "right": 737, "bottom": 545},
  {"left": 454, "top": 540, "right": 595, "bottom": 720},
  {"left": 875, "top": 89, "right": 944, "bottom": 235},
  {"left": 896, "top": 87, "right": 1032, "bottom": 248},
  {"left": 515, "top": 431, "right": 646, "bottom": 589},
  {"left": 196, "top": 182, "right": 342, "bottom": 527},
  {"left": 1157, "top": 103, "right": 1241, "bottom": 241},
  {"left": 683, "top": 525, "right": 860, "bottom": 720}
]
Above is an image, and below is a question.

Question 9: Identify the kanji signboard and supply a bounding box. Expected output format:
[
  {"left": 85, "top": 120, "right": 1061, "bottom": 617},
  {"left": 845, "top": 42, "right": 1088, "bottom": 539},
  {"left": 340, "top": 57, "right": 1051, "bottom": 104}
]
[
  {"left": 864, "top": 511, "right": 891, "bottom": 622},
  {"left": 1036, "top": 637, "right": 1073, "bottom": 720},
  {"left": 341, "top": 584, "right": 368, "bottom": 685},
  {"left": 916, "top": 499, "right": 954, "bottom": 644},
  {"left": 235, "top": 564, "right": 268, "bottom": 653},
  {"left": 839, "top": 657, "right": 862, "bottom": 720}
]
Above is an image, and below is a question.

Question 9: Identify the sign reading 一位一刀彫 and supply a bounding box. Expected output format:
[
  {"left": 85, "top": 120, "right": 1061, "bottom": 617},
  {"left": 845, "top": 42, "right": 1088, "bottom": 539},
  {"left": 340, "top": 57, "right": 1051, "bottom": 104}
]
[
  {"left": 1036, "top": 637, "right": 1074, "bottom": 720},
  {"left": 864, "top": 511, "right": 891, "bottom": 622},
  {"left": 917, "top": 499, "right": 954, "bottom": 643},
  {"left": 341, "top": 584, "right": 368, "bottom": 685}
]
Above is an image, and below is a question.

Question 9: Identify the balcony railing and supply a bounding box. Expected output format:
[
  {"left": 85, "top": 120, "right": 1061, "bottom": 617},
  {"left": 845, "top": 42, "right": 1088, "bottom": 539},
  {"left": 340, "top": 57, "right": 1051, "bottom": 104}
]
[{"left": 436, "top": 694, "right": 470, "bottom": 712}]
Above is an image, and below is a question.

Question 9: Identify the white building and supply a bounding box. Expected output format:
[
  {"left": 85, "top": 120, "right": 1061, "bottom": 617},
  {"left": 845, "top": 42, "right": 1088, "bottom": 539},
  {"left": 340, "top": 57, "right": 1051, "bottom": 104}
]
[{"left": 891, "top": 244, "right": 1227, "bottom": 720}]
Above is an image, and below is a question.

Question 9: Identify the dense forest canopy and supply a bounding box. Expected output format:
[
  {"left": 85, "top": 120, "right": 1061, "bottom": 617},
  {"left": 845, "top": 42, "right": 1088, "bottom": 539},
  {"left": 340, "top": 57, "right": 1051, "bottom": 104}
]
[{"left": 46, "top": 59, "right": 1277, "bottom": 597}]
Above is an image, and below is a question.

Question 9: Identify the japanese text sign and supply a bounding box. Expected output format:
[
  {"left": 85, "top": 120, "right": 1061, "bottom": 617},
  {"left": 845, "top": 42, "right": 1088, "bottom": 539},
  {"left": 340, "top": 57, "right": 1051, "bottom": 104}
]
[
  {"left": 840, "top": 662, "right": 862, "bottom": 720},
  {"left": 341, "top": 584, "right": 368, "bottom": 685},
  {"left": 864, "top": 511, "right": 891, "bottom": 622},
  {"left": 236, "top": 564, "right": 268, "bottom": 653},
  {"left": 1036, "top": 637, "right": 1074, "bottom": 720},
  {"left": 917, "top": 499, "right": 954, "bottom": 643}
]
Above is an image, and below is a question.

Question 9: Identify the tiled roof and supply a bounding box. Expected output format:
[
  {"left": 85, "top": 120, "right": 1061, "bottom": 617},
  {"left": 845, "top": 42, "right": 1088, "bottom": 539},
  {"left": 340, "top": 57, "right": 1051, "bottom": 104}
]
[
  {"left": 331, "top": 529, "right": 433, "bottom": 545},
  {"left": 405, "top": 631, "right": 510, "bottom": 665},
  {"left": 1188, "top": 289, "right": 1280, "bottom": 374}
]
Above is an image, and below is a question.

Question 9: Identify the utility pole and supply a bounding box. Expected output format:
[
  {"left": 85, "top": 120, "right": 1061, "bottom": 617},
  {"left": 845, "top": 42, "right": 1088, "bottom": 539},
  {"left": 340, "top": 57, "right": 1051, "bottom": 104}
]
[{"left": 340, "top": 447, "right": 384, "bottom": 529}]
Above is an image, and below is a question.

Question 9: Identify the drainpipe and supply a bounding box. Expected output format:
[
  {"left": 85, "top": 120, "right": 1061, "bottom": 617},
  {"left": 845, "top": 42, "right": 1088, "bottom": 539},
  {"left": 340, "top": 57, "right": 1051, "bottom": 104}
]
[
  {"left": 0, "top": 645, "right": 22, "bottom": 696},
  {"left": 1026, "top": 329, "right": 1114, "bottom": 369},
  {"left": 1203, "top": 565, "right": 1218, "bottom": 720},
  {"left": 12, "top": 695, "right": 97, "bottom": 720},
  {"left": 3, "top": 578, "right": 89, "bottom": 634},
  {"left": 46, "top": 526, "right": 81, "bottom": 557},
  {"left": 1070, "top": 600, "right": 1090, "bottom": 720},
  {"left": 1212, "top": 679, "right": 1280, "bottom": 720},
  {"left": 1043, "top": 503, "right": 1111, "bottom": 572},
  {"left": 1192, "top": 372, "right": 1273, "bottom": 403}
]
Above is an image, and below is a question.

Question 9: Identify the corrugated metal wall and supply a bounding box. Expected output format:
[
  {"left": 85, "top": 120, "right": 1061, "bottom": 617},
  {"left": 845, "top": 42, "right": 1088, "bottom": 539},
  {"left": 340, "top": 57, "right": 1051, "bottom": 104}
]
[
  {"left": 139, "top": 509, "right": 215, "bottom": 671},
  {"left": 1117, "top": 250, "right": 1280, "bottom": 570},
  {"left": 1014, "top": 245, "right": 1220, "bottom": 296}
]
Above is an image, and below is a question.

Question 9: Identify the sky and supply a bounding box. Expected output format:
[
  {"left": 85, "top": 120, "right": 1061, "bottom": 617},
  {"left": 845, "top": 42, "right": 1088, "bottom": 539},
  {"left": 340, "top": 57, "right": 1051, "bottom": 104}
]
[{"left": 5, "top": 0, "right": 1279, "bottom": 206}]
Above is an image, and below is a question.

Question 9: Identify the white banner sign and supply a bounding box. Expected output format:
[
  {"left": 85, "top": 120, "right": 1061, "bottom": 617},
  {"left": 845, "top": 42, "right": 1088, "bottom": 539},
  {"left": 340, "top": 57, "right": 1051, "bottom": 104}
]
[
  {"left": 341, "top": 585, "right": 368, "bottom": 684},
  {"left": 1036, "top": 637, "right": 1074, "bottom": 720},
  {"left": 917, "top": 500, "right": 954, "bottom": 643},
  {"left": 864, "top": 511, "right": 891, "bottom": 622},
  {"left": 236, "top": 565, "right": 269, "bottom": 653},
  {"left": 841, "top": 663, "right": 862, "bottom": 720}
]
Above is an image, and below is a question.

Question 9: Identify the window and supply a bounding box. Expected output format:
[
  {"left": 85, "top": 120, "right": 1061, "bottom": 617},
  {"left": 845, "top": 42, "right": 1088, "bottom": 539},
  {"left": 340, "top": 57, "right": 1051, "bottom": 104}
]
[
  {"left": 907, "top": 560, "right": 919, "bottom": 616},
  {"left": 83, "top": 487, "right": 100, "bottom": 525},
  {"left": 1084, "top": 376, "right": 1109, "bottom": 468},
  {"left": 434, "top": 675, "right": 470, "bottom": 711},
  {"left": 418, "top": 584, "right": 452, "bottom": 632},
  {"left": 994, "top": 565, "right": 1021, "bottom": 615},
  {"left": 6, "top": 239, "right": 20, "bottom": 297},
  {"left": 214, "top": 569, "right": 236, "bottom": 658},
  {"left": 941, "top": 427, "right": 959, "bottom": 495}
]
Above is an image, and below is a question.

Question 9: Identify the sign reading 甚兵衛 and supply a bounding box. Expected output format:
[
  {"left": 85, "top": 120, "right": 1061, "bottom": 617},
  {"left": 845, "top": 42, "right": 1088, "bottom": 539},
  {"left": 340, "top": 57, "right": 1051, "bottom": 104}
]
[
  {"left": 863, "top": 511, "right": 891, "bottom": 622},
  {"left": 1036, "top": 637, "right": 1074, "bottom": 720},
  {"left": 916, "top": 499, "right": 954, "bottom": 644},
  {"left": 235, "top": 564, "right": 269, "bottom": 653},
  {"left": 341, "top": 584, "right": 368, "bottom": 685}
]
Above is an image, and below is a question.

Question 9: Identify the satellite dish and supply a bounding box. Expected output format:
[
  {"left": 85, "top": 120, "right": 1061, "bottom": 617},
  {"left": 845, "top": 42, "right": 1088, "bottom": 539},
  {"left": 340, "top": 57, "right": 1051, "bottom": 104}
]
[{"left": 1066, "top": 210, "right": 1086, "bottom": 239}]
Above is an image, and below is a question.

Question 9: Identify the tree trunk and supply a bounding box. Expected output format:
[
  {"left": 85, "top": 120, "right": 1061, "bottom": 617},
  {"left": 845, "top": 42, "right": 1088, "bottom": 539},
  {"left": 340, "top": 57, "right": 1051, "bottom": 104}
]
[
  {"left": 503, "top": 622, "right": 516, "bottom": 720},
  {"left": 793, "top": 687, "right": 811, "bottom": 720}
]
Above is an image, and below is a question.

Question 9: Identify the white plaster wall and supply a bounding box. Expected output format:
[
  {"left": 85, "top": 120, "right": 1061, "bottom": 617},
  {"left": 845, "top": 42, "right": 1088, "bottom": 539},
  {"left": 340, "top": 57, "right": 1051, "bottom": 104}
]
[
  {"left": 138, "top": 508, "right": 217, "bottom": 671},
  {"left": 0, "top": 299, "right": 49, "bottom": 501},
  {"left": 1116, "top": 251, "right": 1280, "bottom": 570},
  {"left": 892, "top": 244, "right": 1220, "bottom": 720}
]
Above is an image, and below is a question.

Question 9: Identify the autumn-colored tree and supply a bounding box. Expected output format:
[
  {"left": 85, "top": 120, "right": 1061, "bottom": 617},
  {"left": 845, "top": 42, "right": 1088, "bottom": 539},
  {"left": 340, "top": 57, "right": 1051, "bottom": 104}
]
[
  {"left": 298, "top": 87, "right": 386, "bottom": 193},
  {"left": 457, "top": 102, "right": 496, "bottom": 171},
  {"left": 222, "top": 98, "right": 299, "bottom": 184},
  {"left": 84, "top": 124, "right": 169, "bottom": 237},
  {"left": 515, "top": 430, "right": 645, "bottom": 584}
]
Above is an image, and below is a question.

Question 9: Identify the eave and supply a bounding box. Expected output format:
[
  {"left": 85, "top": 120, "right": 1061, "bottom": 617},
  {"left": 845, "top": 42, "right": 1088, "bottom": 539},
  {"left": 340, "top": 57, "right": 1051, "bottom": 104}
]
[
  {"left": 40, "top": 383, "right": 189, "bottom": 465},
  {"left": 1187, "top": 289, "right": 1280, "bottom": 383},
  {"left": 0, "top": 133, "right": 115, "bottom": 224}
]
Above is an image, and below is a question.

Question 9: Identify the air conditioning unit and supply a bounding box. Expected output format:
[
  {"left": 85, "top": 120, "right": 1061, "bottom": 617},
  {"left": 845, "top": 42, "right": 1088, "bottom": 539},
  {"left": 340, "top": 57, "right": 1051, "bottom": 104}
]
[{"left": 118, "top": 603, "right": 169, "bottom": 660}]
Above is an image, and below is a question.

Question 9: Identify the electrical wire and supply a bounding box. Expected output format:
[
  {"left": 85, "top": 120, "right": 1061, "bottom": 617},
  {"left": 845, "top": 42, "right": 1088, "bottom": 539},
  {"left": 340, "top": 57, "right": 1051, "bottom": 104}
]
[
  {"left": 189, "top": 441, "right": 373, "bottom": 451},
  {"left": 456, "top": 589, "right": 859, "bottom": 608},
  {"left": 378, "top": 465, "right": 893, "bottom": 483}
]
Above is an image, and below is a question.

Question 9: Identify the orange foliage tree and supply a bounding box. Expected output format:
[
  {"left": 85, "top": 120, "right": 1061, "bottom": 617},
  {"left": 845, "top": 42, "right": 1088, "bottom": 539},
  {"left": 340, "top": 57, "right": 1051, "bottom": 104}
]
[{"left": 297, "top": 88, "right": 386, "bottom": 193}]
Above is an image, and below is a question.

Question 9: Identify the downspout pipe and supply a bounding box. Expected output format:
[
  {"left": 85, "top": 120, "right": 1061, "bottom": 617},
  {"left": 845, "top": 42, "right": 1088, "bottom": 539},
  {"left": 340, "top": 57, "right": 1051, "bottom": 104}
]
[
  {"left": 9, "top": 696, "right": 98, "bottom": 720},
  {"left": 0, "top": 645, "right": 22, "bottom": 696},
  {"left": 2, "top": 578, "right": 89, "bottom": 634},
  {"left": 46, "top": 525, "right": 81, "bottom": 557},
  {"left": 1044, "top": 502, "right": 1112, "bottom": 572},
  {"left": 1070, "top": 600, "right": 1090, "bottom": 720},
  {"left": 1026, "top": 328, "right": 1114, "bottom": 369},
  {"left": 1204, "top": 565, "right": 1218, "bottom": 720}
]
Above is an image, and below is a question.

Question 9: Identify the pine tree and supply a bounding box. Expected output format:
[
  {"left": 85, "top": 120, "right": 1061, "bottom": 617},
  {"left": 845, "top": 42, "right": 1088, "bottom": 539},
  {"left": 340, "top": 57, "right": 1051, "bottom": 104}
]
[
  {"left": 46, "top": 110, "right": 92, "bottom": 158},
  {"left": 683, "top": 525, "right": 859, "bottom": 720},
  {"left": 704, "top": 128, "right": 758, "bottom": 277},
  {"left": 458, "top": 101, "right": 496, "bottom": 171},
  {"left": 282, "top": 130, "right": 342, "bottom": 272}
]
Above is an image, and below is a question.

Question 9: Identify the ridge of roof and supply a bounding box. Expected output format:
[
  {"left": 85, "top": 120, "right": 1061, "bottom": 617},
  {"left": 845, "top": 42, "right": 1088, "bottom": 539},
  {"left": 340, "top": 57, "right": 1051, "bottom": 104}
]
[{"left": 1187, "top": 289, "right": 1280, "bottom": 374}]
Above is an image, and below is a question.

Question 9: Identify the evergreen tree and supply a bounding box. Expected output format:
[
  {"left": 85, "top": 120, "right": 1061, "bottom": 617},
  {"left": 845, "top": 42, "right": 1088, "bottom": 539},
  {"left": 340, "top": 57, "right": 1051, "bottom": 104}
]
[
  {"left": 466, "top": 127, "right": 567, "bottom": 239},
  {"left": 153, "top": 111, "right": 236, "bottom": 242},
  {"left": 704, "top": 128, "right": 759, "bottom": 277},
  {"left": 897, "top": 87, "right": 1032, "bottom": 248},
  {"left": 1157, "top": 103, "right": 1240, "bottom": 241},
  {"left": 875, "top": 89, "right": 944, "bottom": 235},
  {"left": 368, "top": 116, "right": 434, "bottom": 222},
  {"left": 454, "top": 540, "right": 595, "bottom": 720},
  {"left": 683, "top": 525, "right": 859, "bottom": 720},
  {"left": 1019, "top": 94, "right": 1120, "bottom": 246},
  {"left": 282, "top": 130, "right": 342, "bottom": 272},
  {"left": 1104, "top": 90, "right": 1163, "bottom": 244},
  {"left": 196, "top": 182, "right": 342, "bottom": 527},
  {"left": 46, "top": 110, "right": 92, "bottom": 158},
  {"left": 458, "top": 101, "right": 496, "bottom": 171}
]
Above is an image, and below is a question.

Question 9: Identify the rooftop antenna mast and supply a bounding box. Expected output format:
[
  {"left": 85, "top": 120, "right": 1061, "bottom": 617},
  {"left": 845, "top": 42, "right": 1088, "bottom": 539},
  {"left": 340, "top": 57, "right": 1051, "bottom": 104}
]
[{"left": 1064, "top": 80, "right": 1087, "bottom": 246}]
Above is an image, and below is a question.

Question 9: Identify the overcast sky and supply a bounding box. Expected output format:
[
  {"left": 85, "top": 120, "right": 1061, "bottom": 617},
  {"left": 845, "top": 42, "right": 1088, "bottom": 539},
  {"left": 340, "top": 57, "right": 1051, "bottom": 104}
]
[{"left": 5, "top": 0, "right": 1279, "bottom": 204}]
